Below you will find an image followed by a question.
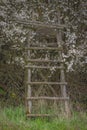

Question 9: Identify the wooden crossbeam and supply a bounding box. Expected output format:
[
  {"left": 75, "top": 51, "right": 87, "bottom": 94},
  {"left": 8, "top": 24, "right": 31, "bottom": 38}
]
[
  {"left": 25, "top": 65, "right": 63, "bottom": 69},
  {"left": 29, "top": 43, "right": 58, "bottom": 46},
  {"left": 27, "top": 82, "right": 67, "bottom": 85},
  {"left": 27, "top": 47, "right": 61, "bottom": 50},
  {"left": 11, "top": 19, "right": 66, "bottom": 29},
  {"left": 26, "top": 47, "right": 62, "bottom": 50},
  {"left": 27, "top": 96, "right": 69, "bottom": 100},
  {"left": 27, "top": 59, "right": 62, "bottom": 63}
]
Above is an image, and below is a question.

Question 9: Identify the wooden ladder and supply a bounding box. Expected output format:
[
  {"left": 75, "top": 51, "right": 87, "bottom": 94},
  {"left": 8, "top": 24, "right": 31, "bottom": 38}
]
[{"left": 25, "top": 16, "right": 70, "bottom": 118}]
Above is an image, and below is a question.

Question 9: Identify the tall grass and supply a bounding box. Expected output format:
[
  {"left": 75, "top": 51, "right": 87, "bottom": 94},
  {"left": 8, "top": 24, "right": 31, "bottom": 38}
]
[{"left": 0, "top": 106, "right": 87, "bottom": 130}]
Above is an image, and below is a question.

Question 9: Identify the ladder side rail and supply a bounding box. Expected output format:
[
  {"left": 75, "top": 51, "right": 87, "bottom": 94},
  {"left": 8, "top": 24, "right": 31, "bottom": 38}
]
[
  {"left": 57, "top": 11, "right": 70, "bottom": 117},
  {"left": 26, "top": 32, "right": 32, "bottom": 114}
]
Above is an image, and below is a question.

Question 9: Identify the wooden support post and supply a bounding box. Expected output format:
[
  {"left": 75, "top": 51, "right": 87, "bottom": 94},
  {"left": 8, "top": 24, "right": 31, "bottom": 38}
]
[
  {"left": 60, "top": 64, "right": 70, "bottom": 117},
  {"left": 26, "top": 32, "right": 32, "bottom": 114},
  {"left": 57, "top": 11, "right": 70, "bottom": 117}
]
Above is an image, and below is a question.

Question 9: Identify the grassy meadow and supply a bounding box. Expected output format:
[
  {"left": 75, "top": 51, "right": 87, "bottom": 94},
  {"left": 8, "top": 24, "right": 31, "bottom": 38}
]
[{"left": 0, "top": 106, "right": 87, "bottom": 130}]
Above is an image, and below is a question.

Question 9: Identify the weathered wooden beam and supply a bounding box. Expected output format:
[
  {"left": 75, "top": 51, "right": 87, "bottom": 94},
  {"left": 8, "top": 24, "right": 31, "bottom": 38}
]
[
  {"left": 27, "top": 82, "right": 67, "bottom": 85},
  {"left": 25, "top": 65, "right": 63, "bottom": 69},
  {"left": 26, "top": 47, "right": 62, "bottom": 50},
  {"left": 29, "top": 42, "right": 58, "bottom": 46},
  {"left": 57, "top": 11, "right": 70, "bottom": 117},
  {"left": 27, "top": 59, "right": 62, "bottom": 63},
  {"left": 27, "top": 96, "right": 69, "bottom": 100},
  {"left": 27, "top": 32, "right": 32, "bottom": 114},
  {"left": 11, "top": 19, "right": 66, "bottom": 29}
]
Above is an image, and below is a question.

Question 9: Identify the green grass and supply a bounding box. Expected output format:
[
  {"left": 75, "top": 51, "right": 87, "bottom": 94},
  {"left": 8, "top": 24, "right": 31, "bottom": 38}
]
[{"left": 0, "top": 106, "right": 87, "bottom": 130}]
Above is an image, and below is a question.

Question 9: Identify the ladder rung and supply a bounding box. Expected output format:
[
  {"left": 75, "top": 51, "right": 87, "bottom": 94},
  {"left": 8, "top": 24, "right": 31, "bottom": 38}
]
[
  {"left": 25, "top": 65, "right": 63, "bottom": 69},
  {"left": 27, "top": 96, "right": 69, "bottom": 100},
  {"left": 26, "top": 47, "right": 62, "bottom": 50},
  {"left": 29, "top": 43, "right": 57, "bottom": 46},
  {"left": 27, "top": 59, "right": 62, "bottom": 63},
  {"left": 27, "top": 114, "right": 58, "bottom": 117},
  {"left": 27, "top": 82, "right": 67, "bottom": 85}
]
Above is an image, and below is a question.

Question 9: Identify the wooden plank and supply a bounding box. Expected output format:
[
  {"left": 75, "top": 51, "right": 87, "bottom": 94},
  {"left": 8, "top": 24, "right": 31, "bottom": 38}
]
[
  {"left": 27, "top": 114, "right": 58, "bottom": 117},
  {"left": 29, "top": 42, "right": 57, "bottom": 46},
  {"left": 26, "top": 47, "right": 62, "bottom": 50},
  {"left": 25, "top": 65, "right": 63, "bottom": 69},
  {"left": 27, "top": 96, "right": 69, "bottom": 100},
  {"left": 27, "top": 82, "right": 67, "bottom": 85},
  {"left": 11, "top": 19, "right": 66, "bottom": 29},
  {"left": 28, "top": 59, "right": 62, "bottom": 63}
]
